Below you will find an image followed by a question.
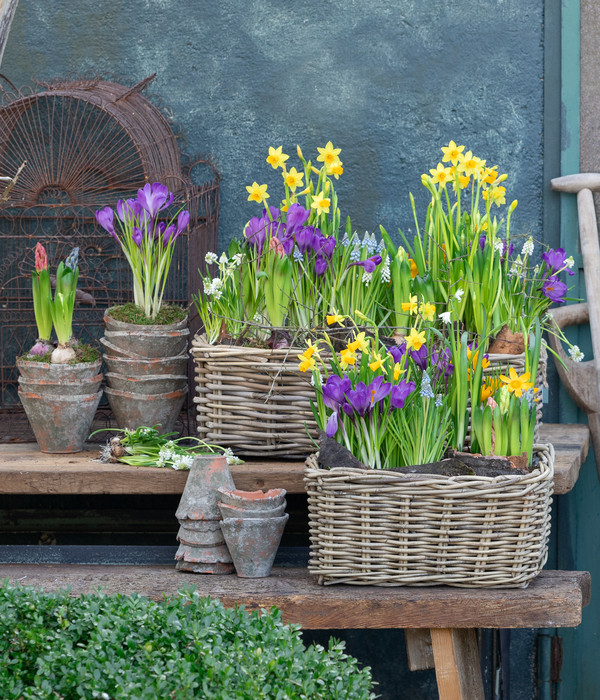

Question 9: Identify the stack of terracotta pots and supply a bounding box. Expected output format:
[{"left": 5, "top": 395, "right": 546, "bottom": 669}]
[
  {"left": 101, "top": 308, "right": 189, "bottom": 433},
  {"left": 217, "top": 487, "right": 288, "bottom": 578}
]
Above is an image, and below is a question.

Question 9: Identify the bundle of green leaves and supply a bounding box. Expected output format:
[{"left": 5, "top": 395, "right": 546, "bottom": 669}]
[{"left": 0, "top": 583, "right": 375, "bottom": 699}]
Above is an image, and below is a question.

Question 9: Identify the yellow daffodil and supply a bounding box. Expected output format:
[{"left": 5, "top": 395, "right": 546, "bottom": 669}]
[
  {"left": 429, "top": 162, "right": 453, "bottom": 188},
  {"left": 266, "top": 146, "right": 289, "bottom": 170},
  {"left": 393, "top": 362, "right": 405, "bottom": 381},
  {"left": 326, "top": 311, "right": 345, "bottom": 326},
  {"left": 457, "top": 151, "right": 480, "bottom": 178},
  {"left": 482, "top": 185, "right": 506, "bottom": 206},
  {"left": 499, "top": 367, "right": 534, "bottom": 398},
  {"left": 246, "top": 182, "right": 269, "bottom": 203},
  {"left": 480, "top": 378, "right": 501, "bottom": 403},
  {"left": 311, "top": 192, "right": 331, "bottom": 215},
  {"left": 441, "top": 140, "right": 465, "bottom": 166},
  {"left": 405, "top": 328, "right": 426, "bottom": 352},
  {"left": 340, "top": 348, "right": 357, "bottom": 368},
  {"left": 347, "top": 332, "right": 369, "bottom": 354},
  {"left": 369, "top": 353, "right": 385, "bottom": 372},
  {"left": 317, "top": 141, "right": 341, "bottom": 167},
  {"left": 296, "top": 144, "right": 304, "bottom": 161},
  {"left": 298, "top": 355, "right": 316, "bottom": 372},
  {"left": 401, "top": 295, "right": 418, "bottom": 314},
  {"left": 280, "top": 201, "right": 289, "bottom": 212},
  {"left": 419, "top": 301, "right": 436, "bottom": 322},
  {"left": 483, "top": 167, "right": 499, "bottom": 185},
  {"left": 302, "top": 340, "right": 320, "bottom": 360},
  {"left": 326, "top": 158, "right": 344, "bottom": 179},
  {"left": 283, "top": 166, "right": 304, "bottom": 191},
  {"left": 408, "top": 258, "right": 419, "bottom": 279}
]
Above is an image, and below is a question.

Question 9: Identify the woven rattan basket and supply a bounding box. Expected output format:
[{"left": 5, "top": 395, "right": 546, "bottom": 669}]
[
  {"left": 305, "top": 443, "right": 554, "bottom": 588},
  {"left": 191, "top": 335, "right": 317, "bottom": 457}
]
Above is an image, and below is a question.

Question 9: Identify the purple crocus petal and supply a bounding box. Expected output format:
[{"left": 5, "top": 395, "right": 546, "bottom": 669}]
[
  {"left": 163, "top": 224, "right": 177, "bottom": 245},
  {"left": 479, "top": 235, "right": 486, "bottom": 251},
  {"left": 342, "top": 401, "right": 354, "bottom": 416},
  {"left": 322, "top": 374, "right": 352, "bottom": 410},
  {"left": 154, "top": 221, "right": 166, "bottom": 241},
  {"left": 244, "top": 216, "right": 269, "bottom": 255},
  {"left": 279, "top": 230, "right": 295, "bottom": 256},
  {"left": 314, "top": 254, "right": 328, "bottom": 277},
  {"left": 410, "top": 344, "right": 428, "bottom": 370},
  {"left": 285, "top": 203, "right": 311, "bottom": 235},
  {"left": 542, "top": 247, "right": 575, "bottom": 276},
  {"left": 390, "top": 380, "right": 416, "bottom": 409},
  {"left": 294, "top": 226, "right": 317, "bottom": 254},
  {"left": 389, "top": 343, "right": 407, "bottom": 364},
  {"left": 317, "top": 235, "right": 337, "bottom": 260},
  {"left": 348, "top": 254, "right": 383, "bottom": 274},
  {"left": 501, "top": 241, "right": 514, "bottom": 262},
  {"left": 369, "top": 375, "right": 392, "bottom": 404},
  {"left": 95, "top": 207, "right": 116, "bottom": 238},
  {"left": 263, "top": 205, "right": 281, "bottom": 221},
  {"left": 137, "top": 182, "right": 173, "bottom": 218},
  {"left": 325, "top": 411, "right": 339, "bottom": 438},
  {"left": 345, "top": 382, "right": 371, "bottom": 417},
  {"left": 132, "top": 226, "right": 143, "bottom": 247},
  {"left": 176, "top": 209, "right": 190, "bottom": 235},
  {"left": 542, "top": 276, "right": 567, "bottom": 303}
]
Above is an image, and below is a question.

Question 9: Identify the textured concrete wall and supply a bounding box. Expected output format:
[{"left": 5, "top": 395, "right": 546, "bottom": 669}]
[{"left": 1, "top": 0, "right": 544, "bottom": 253}]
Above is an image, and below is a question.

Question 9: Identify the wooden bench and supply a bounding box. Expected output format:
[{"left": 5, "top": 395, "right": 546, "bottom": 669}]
[
  {"left": 0, "top": 423, "right": 589, "bottom": 496},
  {"left": 0, "top": 564, "right": 590, "bottom": 700}
]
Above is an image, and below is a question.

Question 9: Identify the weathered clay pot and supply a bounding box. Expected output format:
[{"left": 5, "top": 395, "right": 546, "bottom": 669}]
[
  {"left": 99, "top": 337, "right": 139, "bottom": 358},
  {"left": 105, "top": 386, "right": 187, "bottom": 433},
  {"left": 218, "top": 501, "right": 287, "bottom": 519},
  {"left": 18, "top": 389, "right": 102, "bottom": 453},
  {"left": 104, "top": 308, "right": 188, "bottom": 332},
  {"left": 105, "top": 372, "right": 187, "bottom": 395},
  {"left": 18, "top": 373, "right": 103, "bottom": 396},
  {"left": 174, "top": 454, "right": 236, "bottom": 574},
  {"left": 103, "top": 354, "right": 188, "bottom": 377},
  {"left": 220, "top": 514, "right": 289, "bottom": 578},
  {"left": 103, "top": 329, "right": 189, "bottom": 359},
  {"left": 176, "top": 455, "right": 235, "bottom": 522},
  {"left": 217, "top": 487, "right": 287, "bottom": 510},
  {"left": 16, "top": 358, "right": 102, "bottom": 383}
]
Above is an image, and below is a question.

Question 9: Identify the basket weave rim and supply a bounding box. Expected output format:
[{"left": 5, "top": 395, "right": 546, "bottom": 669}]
[{"left": 304, "top": 443, "right": 554, "bottom": 488}]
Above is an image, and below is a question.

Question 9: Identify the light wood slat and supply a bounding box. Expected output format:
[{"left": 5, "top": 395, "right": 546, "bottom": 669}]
[
  {"left": 0, "top": 565, "right": 589, "bottom": 630},
  {"left": 430, "top": 629, "right": 485, "bottom": 700},
  {"left": 0, "top": 423, "right": 589, "bottom": 496}
]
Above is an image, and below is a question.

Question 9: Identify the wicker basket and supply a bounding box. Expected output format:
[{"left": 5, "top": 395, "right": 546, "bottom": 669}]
[
  {"left": 191, "top": 335, "right": 317, "bottom": 457},
  {"left": 305, "top": 444, "right": 554, "bottom": 588}
]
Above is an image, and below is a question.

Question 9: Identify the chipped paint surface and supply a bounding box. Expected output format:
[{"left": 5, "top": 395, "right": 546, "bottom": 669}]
[{"left": 3, "top": 1, "right": 543, "bottom": 252}]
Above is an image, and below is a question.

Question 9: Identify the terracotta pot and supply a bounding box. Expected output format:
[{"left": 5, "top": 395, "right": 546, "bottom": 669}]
[
  {"left": 18, "top": 373, "right": 103, "bottom": 396},
  {"left": 104, "top": 308, "right": 188, "bottom": 332},
  {"left": 105, "top": 386, "right": 187, "bottom": 433},
  {"left": 103, "top": 329, "right": 189, "bottom": 359},
  {"left": 18, "top": 389, "right": 102, "bottom": 453},
  {"left": 105, "top": 372, "right": 187, "bottom": 395},
  {"left": 103, "top": 354, "right": 188, "bottom": 377},
  {"left": 220, "top": 514, "right": 289, "bottom": 578},
  {"left": 16, "top": 358, "right": 102, "bottom": 383},
  {"left": 217, "top": 487, "right": 287, "bottom": 510},
  {"left": 218, "top": 501, "right": 287, "bottom": 519},
  {"left": 176, "top": 455, "right": 235, "bottom": 522}
]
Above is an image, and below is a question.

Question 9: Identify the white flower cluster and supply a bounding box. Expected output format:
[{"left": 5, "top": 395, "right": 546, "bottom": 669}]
[
  {"left": 509, "top": 256, "right": 524, "bottom": 277},
  {"left": 494, "top": 239, "right": 504, "bottom": 253},
  {"left": 362, "top": 271, "right": 372, "bottom": 286},
  {"left": 565, "top": 256, "right": 575, "bottom": 269},
  {"left": 521, "top": 237, "right": 534, "bottom": 257},
  {"left": 420, "top": 371, "right": 435, "bottom": 399},
  {"left": 203, "top": 277, "right": 224, "bottom": 300},
  {"left": 568, "top": 345, "right": 584, "bottom": 362},
  {"left": 223, "top": 447, "right": 244, "bottom": 465},
  {"left": 380, "top": 256, "right": 391, "bottom": 283},
  {"left": 156, "top": 441, "right": 194, "bottom": 470}
]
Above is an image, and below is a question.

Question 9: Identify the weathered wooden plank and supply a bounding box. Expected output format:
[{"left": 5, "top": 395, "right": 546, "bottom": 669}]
[
  {"left": 405, "top": 629, "right": 435, "bottom": 670},
  {"left": 0, "top": 565, "right": 589, "bottom": 630},
  {"left": 0, "top": 423, "right": 588, "bottom": 495},
  {"left": 430, "top": 628, "right": 484, "bottom": 700}
]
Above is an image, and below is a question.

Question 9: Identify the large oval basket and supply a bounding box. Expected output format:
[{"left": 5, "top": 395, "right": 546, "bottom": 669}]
[{"left": 305, "top": 444, "right": 554, "bottom": 588}]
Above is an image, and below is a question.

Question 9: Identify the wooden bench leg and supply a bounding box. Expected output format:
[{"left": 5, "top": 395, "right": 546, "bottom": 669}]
[
  {"left": 430, "top": 628, "right": 484, "bottom": 700},
  {"left": 405, "top": 629, "right": 434, "bottom": 670}
]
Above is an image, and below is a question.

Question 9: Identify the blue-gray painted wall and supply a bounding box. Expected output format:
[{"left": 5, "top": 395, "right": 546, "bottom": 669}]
[{"left": 2, "top": 0, "right": 544, "bottom": 253}]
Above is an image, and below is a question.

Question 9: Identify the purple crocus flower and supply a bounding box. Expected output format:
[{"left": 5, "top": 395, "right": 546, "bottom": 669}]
[
  {"left": 322, "top": 374, "right": 352, "bottom": 411},
  {"left": 345, "top": 382, "right": 371, "bottom": 417},
  {"left": 542, "top": 247, "right": 575, "bottom": 276},
  {"left": 244, "top": 216, "right": 269, "bottom": 255},
  {"left": 117, "top": 198, "right": 145, "bottom": 226},
  {"left": 410, "top": 344, "right": 428, "bottom": 371},
  {"left": 285, "top": 203, "right": 311, "bottom": 235},
  {"left": 542, "top": 276, "right": 567, "bottom": 303},
  {"left": 431, "top": 347, "right": 454, "bottom": 380},
  {"left": 390, "top": 379, "right": 416, "bottom": 409},
  {"left": 326, "top": 411, "right": 339, "bottom": 438},
  {"left": 95, "top": 207, "right": 117, "bottom": 239},
  {"left": 389, "top": 343, "right": 407, "bottom": 364},
  {"left": 176, "top": 209, "right": 190, "bottom": 234},
  {"left": 348, "top": 254, "right": 383, "bottom": 273},
  {"left": 314, "top": 254, "right": 329, "bottom": 277},
  {"left": 313, "top": 233, "right": 337, "bottom": 260},
  {"left": 155, "top": 221, "right": 166, "bottom": 241},
  {"left": 132, "top": 226, "right": 143, "bottom": 247},
  {"left": 137, "top": 182, "right": 173, "bottom": 219},
  {"left": 479, "top": 235, "right": 486, "bottom": 251},
  {"left": 294, "top": 226, "right": 317, "bottom": 254},
  {"left": 369, "top": 375, "right": 392, "bottom": 404}
]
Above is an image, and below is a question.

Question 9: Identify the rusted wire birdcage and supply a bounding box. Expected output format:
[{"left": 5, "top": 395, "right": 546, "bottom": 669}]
[{"left": 0, "top": 75, "right": 219, "bottom": 441}]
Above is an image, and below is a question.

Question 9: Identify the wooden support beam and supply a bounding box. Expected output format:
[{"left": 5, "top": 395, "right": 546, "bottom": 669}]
[{"left": 430, "top": 628, "right": 484, "bottom": 700}]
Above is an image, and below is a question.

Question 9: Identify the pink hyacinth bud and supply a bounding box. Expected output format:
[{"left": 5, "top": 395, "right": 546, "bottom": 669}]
[
  {"left": 34, "top": 242, "right": 47, "bottom": 273},
  {"left": 269, "top": 236, "right": 285, "bottom": 258}
]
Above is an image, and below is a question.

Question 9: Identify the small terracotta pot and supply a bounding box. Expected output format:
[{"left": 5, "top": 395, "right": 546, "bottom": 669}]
[
  {"left": 220, "top": 514, "right": 289, "bottom": 578},
  {"left": 105, "top": 386, "right": 187, "bottom": 433},
  {"left": 218, "top": 501, "right": 287, "bottom": 519},
  {"left": 217, "top": 487, "right": 287, "bottom": 510}
]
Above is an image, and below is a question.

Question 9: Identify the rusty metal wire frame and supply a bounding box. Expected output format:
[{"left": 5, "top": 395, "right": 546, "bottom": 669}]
[{"left": 0, "top": 77, "right": 219, "bottom": 442}]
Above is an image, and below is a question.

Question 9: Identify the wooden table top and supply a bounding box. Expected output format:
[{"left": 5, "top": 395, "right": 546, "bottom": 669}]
[
  {"left": 0, "top": 564, "right": 590, "bottom": 630},
  {"left": 0, "top": 423, "right": 589, "bottom": 496}
]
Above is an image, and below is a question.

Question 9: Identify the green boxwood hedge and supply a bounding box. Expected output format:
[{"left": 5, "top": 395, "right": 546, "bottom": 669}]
[{"left": 0, "top": 582, "right": 375, "bottom": 699}]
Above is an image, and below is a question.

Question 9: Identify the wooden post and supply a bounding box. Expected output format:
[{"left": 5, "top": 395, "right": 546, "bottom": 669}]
[{"left": 430, "top": 628, "right": 485, "bottom": 700}]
